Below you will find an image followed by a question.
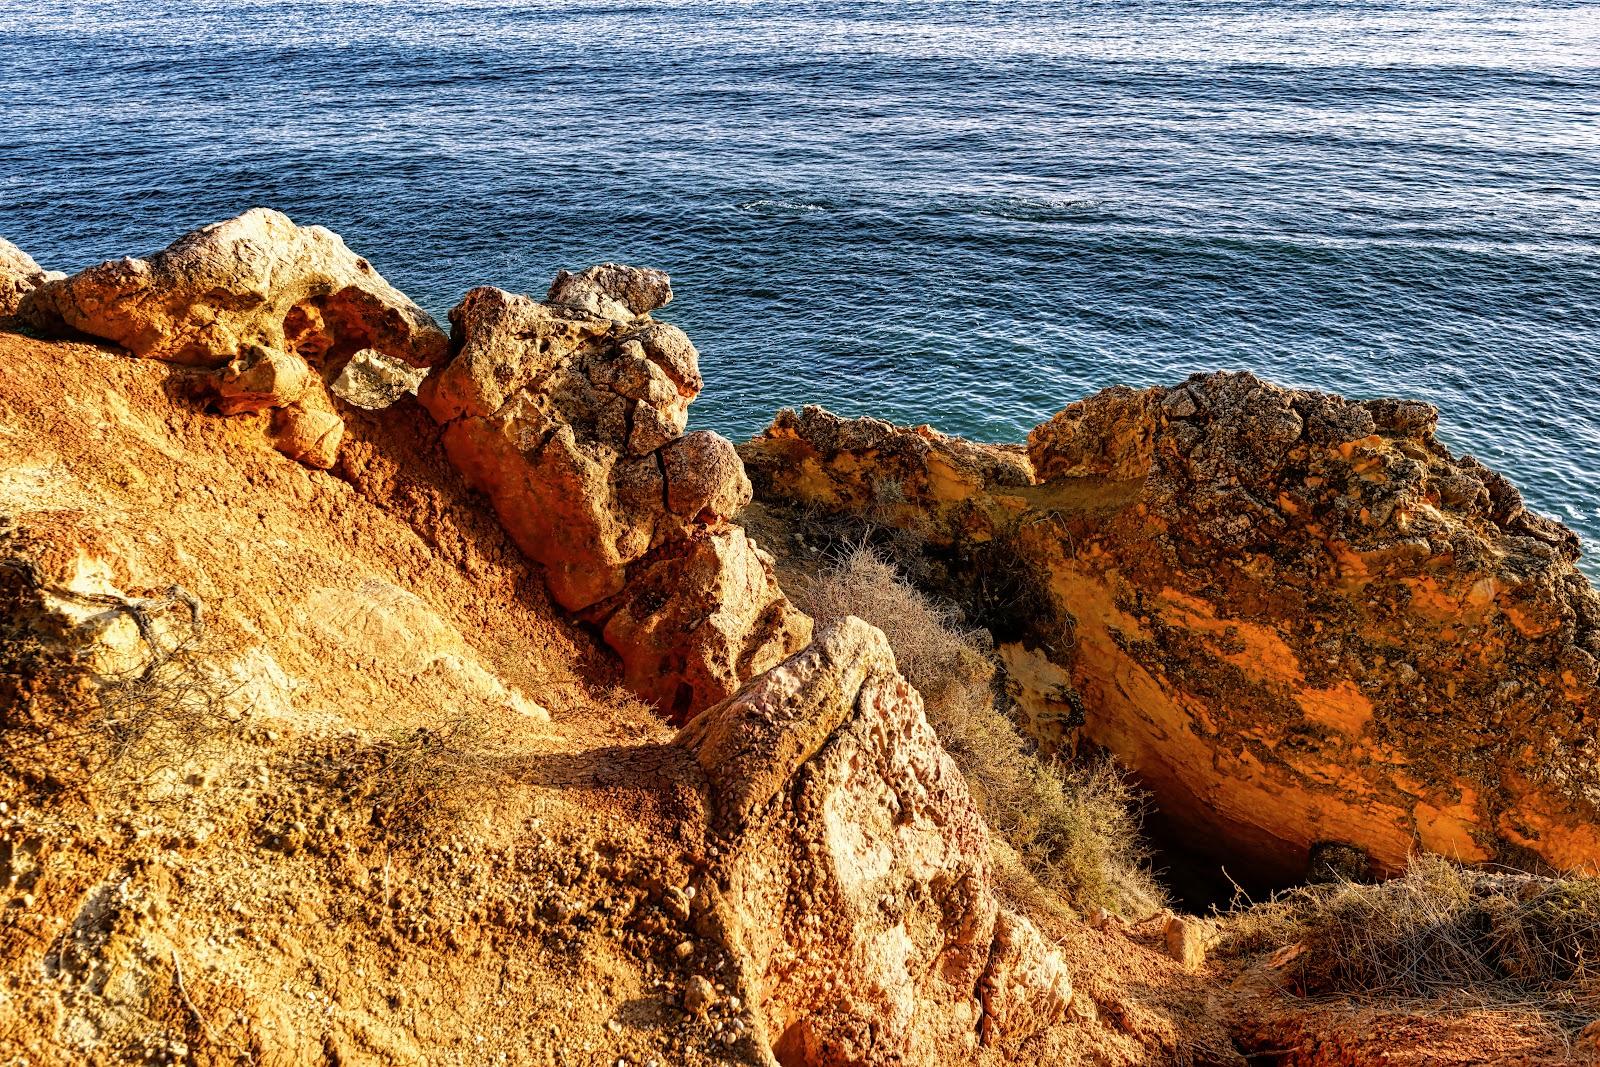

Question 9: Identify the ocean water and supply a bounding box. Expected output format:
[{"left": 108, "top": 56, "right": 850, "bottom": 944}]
[{"left": 3, "top": 1, "right": 1598, "bottom": 555}]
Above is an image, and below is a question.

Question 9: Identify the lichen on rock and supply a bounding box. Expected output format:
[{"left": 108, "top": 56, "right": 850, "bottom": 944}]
[{"left": 743, "top": 372, "right": 1600, "bottom": 883}]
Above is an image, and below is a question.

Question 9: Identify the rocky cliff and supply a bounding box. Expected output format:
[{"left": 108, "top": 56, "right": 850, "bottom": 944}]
[
  {"left": 0, "top": 214, "right": 1086, "bottom": 1066},
  {"left": 1, "top": 214, "right": 1588, "bottom": 1066},
  {"left": 741, "top": 382, "right": 1600, "bottom": 885}
]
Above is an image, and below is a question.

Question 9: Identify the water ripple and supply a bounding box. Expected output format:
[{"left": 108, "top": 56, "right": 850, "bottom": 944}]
[{"left": 1, "top": 0, "right": 1598, "bottom": 564}]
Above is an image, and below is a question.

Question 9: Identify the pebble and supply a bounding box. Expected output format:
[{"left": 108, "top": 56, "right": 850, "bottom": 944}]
[{"left": 683, "top": 975, "right": 715, "bottom": 1017}]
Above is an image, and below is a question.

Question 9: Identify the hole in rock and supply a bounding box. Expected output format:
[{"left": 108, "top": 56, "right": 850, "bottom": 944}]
[{"left": 1139, "top": 804, "right": 1317, "bottom": 915}]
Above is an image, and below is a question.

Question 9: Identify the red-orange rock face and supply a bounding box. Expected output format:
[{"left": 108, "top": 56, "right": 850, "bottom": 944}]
[
  {"left": 741, "top": 374, "right": 1600, "bottom": 881},
  {"left": 420, "top": 277, "right": 809, "bottom": 721}
]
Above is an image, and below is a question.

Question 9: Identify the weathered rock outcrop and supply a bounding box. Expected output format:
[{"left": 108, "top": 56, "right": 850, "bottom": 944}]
[
  {"left": 419, "top": 277, "right": 809, "bottom": 721},
  {"left": 0, "top": 238, "right": 63, "bottom": 318},
  {"left": 745, "top": 406, "right": 1036, "bottom": 547},
  {"left": 19, "top": 209, "right": 448, "bottom": 468},
  {"left": 679, "top": 618, "right": 1070, "bottom": 1064},
  {"left": 741, "top": 374, "right": 1600, "bottom": 882}
]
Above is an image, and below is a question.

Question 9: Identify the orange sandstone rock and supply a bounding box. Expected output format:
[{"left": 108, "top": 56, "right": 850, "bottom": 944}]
[
  {"left": 742, "top": 373, "right": 1600, "bottom": 881},
  {"left": 18, "top": 209, "right": 447, "bottom": 470},
  {"left": 419, "top": 278, "right": 808, "bottom": 720}
]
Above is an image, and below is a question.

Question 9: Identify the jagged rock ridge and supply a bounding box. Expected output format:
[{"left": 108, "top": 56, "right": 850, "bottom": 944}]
[{"left": 416, "top": 276, "right": 812, "bottom": 722}]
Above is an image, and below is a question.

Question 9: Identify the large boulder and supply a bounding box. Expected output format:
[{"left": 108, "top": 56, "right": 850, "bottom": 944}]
[
  {"left": 19, "top": 210, "right": 448, "bottom": 470},
  {"left": 743, "top": 374, "right": 1600, "bottom": 882},
  {"left": 678, "top": 618, "right": 1070, "bottom": 1064},
  {"left": 0, "top": 237, "right": 63, "bottom": 319},
  {"left": 20, "top": 208, "right": 446, "bottom": 371},
  {"left": 419, "top": 278, "right": 809, "bottom": 721}
]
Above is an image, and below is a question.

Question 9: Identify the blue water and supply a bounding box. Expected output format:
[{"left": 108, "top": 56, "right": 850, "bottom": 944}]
[{"left": 3, "top": 1, "right": 1599, "bottom": 553}]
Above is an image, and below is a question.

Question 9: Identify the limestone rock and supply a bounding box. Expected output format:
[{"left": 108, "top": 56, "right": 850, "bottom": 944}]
[
  {"left": 17, "top": 211, "right": 447, "bottom": 471},
  {"left": 739, "top": 405, "right": 1034, "bottom": 546},
  {"left": 214, "top": 345, "right": 313, "bottom": 416},
  {"left": 599, "top": 527, "right": 810, "bottom": 722},
  {"left": 20, "top": 208, "right": 447, "bottom": 372},
  {"left": 743, "top": 373, "right": 1600, "bottom": 881},
  {"left": 331, "top": 348, "right": 427, "bottom": 410},
  {"left": 268, "top": 394, "right": 345, "bottom": 471},
  {"left": 678, "top": 618, "right": 1070, "bottom": 1063},
  {"left": 419, "top": 279, "right": 808, "bottom": 720},
  {"left": 662, "top": 431, "right": 751, "bottom": 521},
  {"left": 0, "top": 238, "right": 63, "bottom": 318},
  {"left": 980, "top": 910, "right": 1075, "bottom": 1046},
  {"left": 546, "top": 263, "right": 672, "bottom": 322}
]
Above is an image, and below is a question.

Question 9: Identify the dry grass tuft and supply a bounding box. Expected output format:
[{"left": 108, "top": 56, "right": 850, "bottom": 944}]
[
  {"left": 797, "top": 543, "right": 1164, "bottom": 918},
  {"left": 333, "top": 713, "right": 507, "bottom": 833},
  {"left": 0, "top": 559, "right": 243, "bottom": 798},
  {"left": 91, "top": 625, "right": 243, "bottom": 796},
  {"left": 1223, "top": 853, "right": 1600, "bottom": 1023}
]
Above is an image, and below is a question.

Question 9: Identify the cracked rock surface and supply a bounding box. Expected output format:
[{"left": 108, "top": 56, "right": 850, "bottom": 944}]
[
  {"left": 419, "top": 277, "right": 809, "bottom": 721},
  {"left": 679, "top": 618, "right": 1071, "bottom": 1065}
]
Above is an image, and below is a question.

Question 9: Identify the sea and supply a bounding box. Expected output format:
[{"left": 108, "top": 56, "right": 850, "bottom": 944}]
[{"left": 2, "top": 0, "right": 1598, "bottom": 559}]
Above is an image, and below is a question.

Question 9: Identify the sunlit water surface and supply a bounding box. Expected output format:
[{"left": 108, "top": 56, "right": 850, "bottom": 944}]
[{"left": 2, "top": 0, "right": 1597, "bottom": 559}]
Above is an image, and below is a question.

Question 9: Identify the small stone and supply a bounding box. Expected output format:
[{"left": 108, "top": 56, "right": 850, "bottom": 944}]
[
  {"left": 683, "top": 975, "right": 715, "bottom": 1017},
  {"left": 662, "top": 887, "right": 691, "bottom": 922},
  {"left": 674, "top": 939, "right": 694, "bottom": 959},
  {"left": 332, "top": 348, "right": 427, "bottom": 410},
  {"left": 1163, "top": 913, "right": 1206, "bottom": 970}
]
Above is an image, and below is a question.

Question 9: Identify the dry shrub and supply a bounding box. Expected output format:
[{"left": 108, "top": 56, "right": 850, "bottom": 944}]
[
  {"left": 331, "top": 713, "right": 510, "bottom": 835},
  {"left": 92, "top": 623, "right": 242, "bottom": 795},
  {"left": 797, "top": 544, "right": 1163, "bottom": 918},
  {"left": 0, "top": 559, "right": 242, "bottom": 797},
  {"left": 1223, "top": 853, "right": 1600, "bottom": 1017}
]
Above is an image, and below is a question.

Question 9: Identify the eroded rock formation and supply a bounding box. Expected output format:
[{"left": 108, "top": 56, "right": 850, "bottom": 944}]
[
  {"left": 742, "top": 375, "right": 1600, "bottom": 882},
  {"left": 679, "top": 617, "right": 1070, "bottom": 1064},
  {"left": 418, "top": 277, "right": 810, "bottom": 721},
  {"left": 0, "top": 238, "right": 63, "bottom": 318},
  {"left": 19, "top": 208, "right": 448, "bottom": 468}
]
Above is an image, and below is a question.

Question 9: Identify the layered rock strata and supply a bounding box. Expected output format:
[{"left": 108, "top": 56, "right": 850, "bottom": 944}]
[
  {"left": 741, "top": 376, "right": 1600, "bottom": 881},
  {"left": 18, "top": 209, "right": 449, "bottom": 468},
  {"left": 679, "top": 617, "right": 1070, "bottom": 1064},
  {"left": 418, "top": 276, "right": 810, "bottom": 721}
]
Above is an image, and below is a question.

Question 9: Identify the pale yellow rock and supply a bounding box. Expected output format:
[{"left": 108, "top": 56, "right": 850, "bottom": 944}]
[
  {"left": 0, "top": 237, "right": 63, "bottom": 317},
  {"left": 21, "top": 208, "right": 446, "bottom": 371},
  {"left": 545, "top": 262, "right": 672, "bottom": 321},
  {"left": 678, "top": 618, "right": 1069, "bottom": 1064}
]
